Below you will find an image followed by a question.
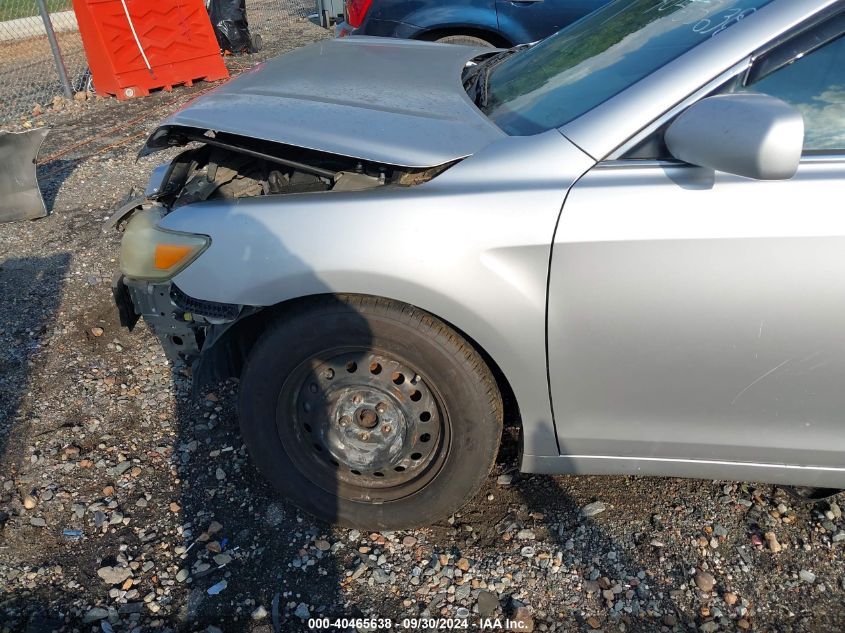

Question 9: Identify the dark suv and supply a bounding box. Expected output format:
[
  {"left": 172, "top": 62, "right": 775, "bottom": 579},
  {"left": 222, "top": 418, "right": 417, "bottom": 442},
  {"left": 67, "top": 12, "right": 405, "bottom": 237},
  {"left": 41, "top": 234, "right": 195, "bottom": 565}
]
[{"left": 336, "top": 0, "right": 611, "bottom": 47}]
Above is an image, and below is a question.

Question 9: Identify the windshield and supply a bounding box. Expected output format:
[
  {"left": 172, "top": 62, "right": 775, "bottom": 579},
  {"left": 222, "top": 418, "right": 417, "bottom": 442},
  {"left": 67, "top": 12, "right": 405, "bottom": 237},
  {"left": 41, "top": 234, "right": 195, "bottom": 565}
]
[{"left": 483, "top": 0, "right": 774, "bottom": 135}]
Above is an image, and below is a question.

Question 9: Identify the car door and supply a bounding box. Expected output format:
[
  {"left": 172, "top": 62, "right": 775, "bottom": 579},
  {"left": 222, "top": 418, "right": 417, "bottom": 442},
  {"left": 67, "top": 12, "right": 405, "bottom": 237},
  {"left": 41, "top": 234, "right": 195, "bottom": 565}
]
[
  {"left": 495, "top": 0, "right": 607, "bottom": 43},
  {"left": 547, "top": 25, "right": 845, "bottom": 479}
]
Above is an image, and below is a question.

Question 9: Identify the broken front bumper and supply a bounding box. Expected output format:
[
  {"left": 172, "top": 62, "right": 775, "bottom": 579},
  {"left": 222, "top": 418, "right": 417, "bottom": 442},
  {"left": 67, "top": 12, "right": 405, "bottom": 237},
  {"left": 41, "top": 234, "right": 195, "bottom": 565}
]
[
  {"left": 112, "top": 275, "right": 224, "bottom": 363},
  {"left": 113, "top": 273, "right": 252, "bottom": 395},
  {"left": 108, "top": 186, "right": 247, "bottom": 395},
  {"left": 0, "top": 128, "right": 49, "bottom": 223}
]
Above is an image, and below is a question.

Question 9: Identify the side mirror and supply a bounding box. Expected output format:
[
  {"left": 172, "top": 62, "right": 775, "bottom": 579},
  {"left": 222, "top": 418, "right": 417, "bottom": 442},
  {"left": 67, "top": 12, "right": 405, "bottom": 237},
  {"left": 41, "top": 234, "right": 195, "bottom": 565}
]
[{"left": 665, "top": 93, "right": 804, "bottom": 180}]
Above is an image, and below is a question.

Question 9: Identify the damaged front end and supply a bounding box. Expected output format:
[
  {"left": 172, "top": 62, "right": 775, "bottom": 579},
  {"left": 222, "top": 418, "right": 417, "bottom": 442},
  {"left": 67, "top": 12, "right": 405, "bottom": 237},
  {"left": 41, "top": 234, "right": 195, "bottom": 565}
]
[
  {"left": 111, "top": 197, "right": 230, "bottom": 382},
  {"left": 111, "top": 127, "right": 453, "bottom": 391},
  {"left": 112, "top": 269, "right": 245, "bottom": 393}
]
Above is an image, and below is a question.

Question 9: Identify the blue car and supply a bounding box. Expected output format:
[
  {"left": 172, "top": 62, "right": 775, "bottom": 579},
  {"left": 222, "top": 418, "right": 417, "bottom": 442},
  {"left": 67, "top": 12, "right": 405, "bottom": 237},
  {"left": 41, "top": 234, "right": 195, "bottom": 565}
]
[{"left": 334, "top": 0, "right": 612, "bottom": 47}]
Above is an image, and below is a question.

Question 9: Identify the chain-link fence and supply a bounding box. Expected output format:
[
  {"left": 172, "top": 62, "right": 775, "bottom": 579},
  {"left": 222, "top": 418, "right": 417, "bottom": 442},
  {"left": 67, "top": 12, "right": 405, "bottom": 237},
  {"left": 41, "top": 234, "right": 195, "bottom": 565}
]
[
  {"left": 0, "top": 0, "right": 321, "bottom": 126},
  {"left": 243, "top": 0, "right": 316, "bottom": 56},
  {"left": 0, "top": 1, "right": 88, "bottom": 125}
]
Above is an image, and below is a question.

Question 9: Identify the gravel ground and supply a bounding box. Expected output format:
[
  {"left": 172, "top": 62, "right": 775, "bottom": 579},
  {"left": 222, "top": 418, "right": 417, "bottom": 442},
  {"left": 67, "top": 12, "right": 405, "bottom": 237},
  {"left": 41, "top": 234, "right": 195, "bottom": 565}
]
[{"left": 2, "top": 20, "right": 845, "bottom": 633}]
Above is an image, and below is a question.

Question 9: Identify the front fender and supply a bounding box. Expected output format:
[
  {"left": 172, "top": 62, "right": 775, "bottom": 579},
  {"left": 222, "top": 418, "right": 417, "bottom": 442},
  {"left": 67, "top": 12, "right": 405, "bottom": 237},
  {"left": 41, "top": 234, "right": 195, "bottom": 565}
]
[{"left": 160, "top": 130, "right": 595, "bottom": 458}]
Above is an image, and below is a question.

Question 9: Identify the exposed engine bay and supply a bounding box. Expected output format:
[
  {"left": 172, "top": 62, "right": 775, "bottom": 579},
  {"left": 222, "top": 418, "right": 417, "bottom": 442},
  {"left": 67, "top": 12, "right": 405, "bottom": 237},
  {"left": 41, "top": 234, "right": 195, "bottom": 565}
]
[{"left": 137, "top": 127, "right": 453, "bottom": 213}]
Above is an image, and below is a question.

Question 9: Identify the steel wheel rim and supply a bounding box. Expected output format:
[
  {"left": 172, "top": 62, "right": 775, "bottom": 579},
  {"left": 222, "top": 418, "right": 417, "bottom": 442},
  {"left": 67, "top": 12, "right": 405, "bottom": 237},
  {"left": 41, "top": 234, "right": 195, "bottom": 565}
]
[{"left": 277, "top": 347, "right": 449, "bottom": 502}]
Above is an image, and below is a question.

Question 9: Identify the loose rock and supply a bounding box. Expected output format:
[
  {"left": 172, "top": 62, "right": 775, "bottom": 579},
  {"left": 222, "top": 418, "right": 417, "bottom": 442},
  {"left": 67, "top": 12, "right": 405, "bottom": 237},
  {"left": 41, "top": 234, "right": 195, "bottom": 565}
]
[
  {"left": 581, "top": 501, "right": 607, "bottom": 517},
  {"left": 83, "top": 607, "right": 109, "bottom": 623},
  {"left": 477, "top": 591, "right": 499, "bottom": 616},
  {"left": 97, "top": 566, "right": 132, "bottom": 585},
  {"left": 695, "top": 570, "right": 716, "bottom": 593},
  {"left": 765, "top": 531, "right": 782, "bottom": 553},
  {"left": 799, "top": 570, "right": 816, "bottom": 584},
  {"left": 510, "top": 606, "right": 534, "bottom": 632},
  {"left": 252, "top": 605, "right": 268, "bottom": 620}
]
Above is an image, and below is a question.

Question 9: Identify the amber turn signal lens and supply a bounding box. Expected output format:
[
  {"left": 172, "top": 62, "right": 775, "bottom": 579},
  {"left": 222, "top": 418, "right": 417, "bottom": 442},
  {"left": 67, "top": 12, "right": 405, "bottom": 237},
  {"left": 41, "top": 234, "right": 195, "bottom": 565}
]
[
  {"left": 155, "top": 244, "right": 194, "bottom": 270},
  {"left": 120, "top": 207, "right": 209, "bottom": 280}
]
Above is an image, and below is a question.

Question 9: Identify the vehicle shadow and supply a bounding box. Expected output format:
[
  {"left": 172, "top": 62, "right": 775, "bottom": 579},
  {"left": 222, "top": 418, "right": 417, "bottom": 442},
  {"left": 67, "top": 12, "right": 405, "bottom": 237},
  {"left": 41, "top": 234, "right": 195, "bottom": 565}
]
[
  {"left": 395, "top": 415, "right": 694, "bottom": 631},
  {"left": 36, "top": 159, "right": 84, "bottom": 214},
  {"left": 158, "top": 208, "right": 375, "bottom": 630},
  {"left": 508, "top": 428, "right": 692, "bottom": 632},
  {"left": 508, "top": 428, "right": 844, "bottom": 632},
  {"left": 0, "top": 253, "right": 71, "bottom": 633},
  {"left": 0, "top": 254, "right": 71, "bottom": 485}
]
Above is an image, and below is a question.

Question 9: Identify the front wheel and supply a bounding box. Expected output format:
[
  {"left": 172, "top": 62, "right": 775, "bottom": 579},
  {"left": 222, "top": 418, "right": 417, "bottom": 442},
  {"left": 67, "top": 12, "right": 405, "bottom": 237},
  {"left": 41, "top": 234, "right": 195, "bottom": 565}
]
[{"left": 239, "top": 295, "right": 503, "bottom": 529}]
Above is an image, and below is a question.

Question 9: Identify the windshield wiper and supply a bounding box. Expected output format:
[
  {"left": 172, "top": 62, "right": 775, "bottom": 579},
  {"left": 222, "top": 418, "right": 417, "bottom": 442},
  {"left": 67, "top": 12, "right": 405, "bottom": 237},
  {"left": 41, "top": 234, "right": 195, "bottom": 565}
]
[{"left": 463, "top": 44, "right": 530, "bottom": 108}]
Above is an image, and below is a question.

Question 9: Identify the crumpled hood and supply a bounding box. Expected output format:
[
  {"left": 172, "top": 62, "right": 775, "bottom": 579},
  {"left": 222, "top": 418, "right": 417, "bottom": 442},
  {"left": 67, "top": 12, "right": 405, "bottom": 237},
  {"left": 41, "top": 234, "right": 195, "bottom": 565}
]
[{"left": 143, "top": 37, "right": 506, "bottom": 168}]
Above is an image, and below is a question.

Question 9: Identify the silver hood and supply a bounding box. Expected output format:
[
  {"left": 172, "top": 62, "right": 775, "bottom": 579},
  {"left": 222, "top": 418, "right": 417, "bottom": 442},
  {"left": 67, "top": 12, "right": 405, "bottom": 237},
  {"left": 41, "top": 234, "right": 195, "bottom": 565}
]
[{"left": 142, "top": 37, "right": 507, "bottom": 168}]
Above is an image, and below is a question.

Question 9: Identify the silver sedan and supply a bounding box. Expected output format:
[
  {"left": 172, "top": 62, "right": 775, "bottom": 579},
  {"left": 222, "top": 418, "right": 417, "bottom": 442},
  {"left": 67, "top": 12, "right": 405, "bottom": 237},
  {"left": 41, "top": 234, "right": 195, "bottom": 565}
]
[{"left": 112, "top": 0, "right": 845, "bottom": 528}]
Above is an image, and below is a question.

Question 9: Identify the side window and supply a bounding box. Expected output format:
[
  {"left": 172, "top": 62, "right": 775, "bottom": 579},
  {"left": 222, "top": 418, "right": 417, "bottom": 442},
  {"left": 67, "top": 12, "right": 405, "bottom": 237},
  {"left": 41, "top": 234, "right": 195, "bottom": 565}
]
[
  {"left": 740, "top": 34, "right": 845, "bottom": 153},
  {"left": 622, "top": 22, "right": 845, "bottom": 160}
]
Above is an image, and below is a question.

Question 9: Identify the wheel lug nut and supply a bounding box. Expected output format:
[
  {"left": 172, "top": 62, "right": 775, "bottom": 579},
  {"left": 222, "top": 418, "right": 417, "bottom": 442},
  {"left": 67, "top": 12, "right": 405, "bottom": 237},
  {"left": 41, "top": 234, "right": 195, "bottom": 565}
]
[
  {"left": 359, "top": 431, "right": 370, "bottom": 441},
  {"left": 323, "top": 368, "right": 334, "bottom": 379},
  {"left": 376, "top": 402, "right": 387, "bottom": 414},
  {"left": 352, "top": 394, "right": 363, "bottom": 404},
  {"left": 339, "top": 416, "right": 350, "bottom": 427},
  {"left": 381, "top": 424, "right": 391, "bottom": 434}
]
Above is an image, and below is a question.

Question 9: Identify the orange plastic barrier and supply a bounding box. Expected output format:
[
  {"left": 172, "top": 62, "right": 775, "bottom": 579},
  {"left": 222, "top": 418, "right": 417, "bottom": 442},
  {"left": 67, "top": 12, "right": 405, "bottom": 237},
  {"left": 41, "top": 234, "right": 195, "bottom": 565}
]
[{"left": 72, "top": 0, "right": 229, "bottom": 100}]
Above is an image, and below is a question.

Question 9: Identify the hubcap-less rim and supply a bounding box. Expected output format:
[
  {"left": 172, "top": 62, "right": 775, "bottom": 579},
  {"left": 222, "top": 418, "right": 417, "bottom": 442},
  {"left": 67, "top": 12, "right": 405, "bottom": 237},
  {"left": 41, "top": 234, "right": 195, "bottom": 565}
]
[{"left": 278, "top": 349, "right": 448, "bottom": 501}]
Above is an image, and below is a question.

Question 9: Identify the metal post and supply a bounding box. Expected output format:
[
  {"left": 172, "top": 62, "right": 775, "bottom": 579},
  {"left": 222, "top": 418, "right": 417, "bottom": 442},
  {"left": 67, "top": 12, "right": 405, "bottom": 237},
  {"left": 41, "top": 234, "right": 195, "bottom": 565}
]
[{"left": 36, "top": 0, "right": 74, "bottom": 98}]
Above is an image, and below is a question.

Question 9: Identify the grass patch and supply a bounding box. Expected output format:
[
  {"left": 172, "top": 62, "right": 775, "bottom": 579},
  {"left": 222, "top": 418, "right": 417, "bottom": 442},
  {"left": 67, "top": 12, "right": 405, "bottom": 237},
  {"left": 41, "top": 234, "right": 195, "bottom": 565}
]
[{"left": 0, "top": 0, "right": 73, "bottom": 21}]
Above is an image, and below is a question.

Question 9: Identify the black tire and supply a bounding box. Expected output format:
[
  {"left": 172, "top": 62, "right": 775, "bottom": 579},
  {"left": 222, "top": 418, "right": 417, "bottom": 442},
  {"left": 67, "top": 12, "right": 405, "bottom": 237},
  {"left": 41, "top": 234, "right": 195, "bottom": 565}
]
[
  {"left": 239, "top": 295, "right": 503, "bottom": 529},
  {"left": 435, "top": 34, "right": 495, "bottom": 47}
]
